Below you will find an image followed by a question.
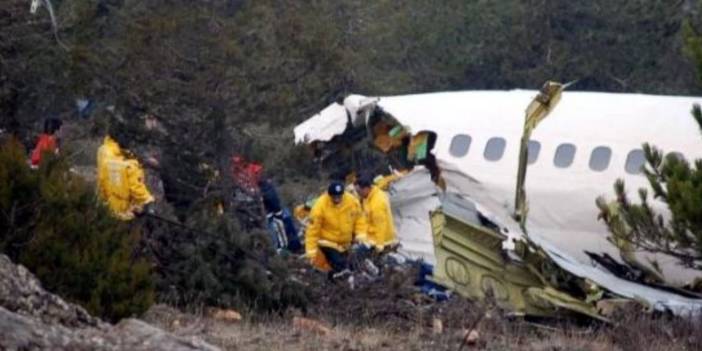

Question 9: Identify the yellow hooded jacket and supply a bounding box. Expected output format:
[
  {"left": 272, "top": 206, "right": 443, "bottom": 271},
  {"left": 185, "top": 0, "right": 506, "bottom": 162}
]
[
  {"left": 97, "top": 136, "right": 154, "bottom": 220},
  {"left": 305, "top": 192, "right": 367, "bottom": 258},
  {"left": 373, "top": 172, "right": 406, "bottom": 191},
  {"left": 357, "top": 186, "right": 397, "bottom": 251}
]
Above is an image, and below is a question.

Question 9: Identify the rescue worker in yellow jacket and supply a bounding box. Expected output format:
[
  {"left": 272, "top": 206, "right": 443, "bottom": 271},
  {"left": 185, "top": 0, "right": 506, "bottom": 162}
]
[
  {"left": 97, "top": 135, "right": 154, "bottom": 220},
  {"left": 355, "top": 174, "right": 398, "bottom": 252},
  {"left": 305, "top": 181, "right": 367, "bottom": 280}
]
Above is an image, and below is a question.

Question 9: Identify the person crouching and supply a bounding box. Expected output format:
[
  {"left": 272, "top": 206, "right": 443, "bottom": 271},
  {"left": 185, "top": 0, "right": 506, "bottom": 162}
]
[{"left": 305, "top": 181, "right": 367, "bottom": 281}]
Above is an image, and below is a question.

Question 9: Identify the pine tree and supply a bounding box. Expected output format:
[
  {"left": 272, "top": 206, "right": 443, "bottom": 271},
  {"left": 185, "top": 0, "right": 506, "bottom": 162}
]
[
  {"left": 597, "top": 18, "right": 702, "bottom": 269},
  {"left": 597, "top": 125, "right": 702, "bottom": 269},
  {"left": 146, "top": 209, "right": 309, "bottom": 312},
  {"left": 0, "top": 138, "right": 154, "bottom": 321}
]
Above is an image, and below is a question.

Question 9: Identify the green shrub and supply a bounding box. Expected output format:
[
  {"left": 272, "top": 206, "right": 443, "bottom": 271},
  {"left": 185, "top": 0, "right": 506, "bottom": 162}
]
[
  {"left": 148, "top": 205, "right": 309, "bottom": 312},
  {"left": 0, "top": 138, "right": 154, "bottom": 322},
  {"left": 598, "top": 106, "right": 702, "bottom": 270}
]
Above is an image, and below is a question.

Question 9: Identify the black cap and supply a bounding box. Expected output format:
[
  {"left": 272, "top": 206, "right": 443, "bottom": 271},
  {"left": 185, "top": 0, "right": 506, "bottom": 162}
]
[
  {"left": 355, "top": 173, "right": 373, "bottom": 188},
  {"left": 327, "top": 181, "right": 345, "bottom": 197}
]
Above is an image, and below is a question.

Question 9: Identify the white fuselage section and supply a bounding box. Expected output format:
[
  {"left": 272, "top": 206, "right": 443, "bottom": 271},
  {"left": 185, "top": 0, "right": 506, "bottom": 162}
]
[
  {"left": 296, "top": 90, "right": 702, "bottom": 283},
  {"left": 295, "top": 89, "right": 702, "bottom": 312},
  {"left": 371, "top": 90, "right": 702, "bottom": 283}
]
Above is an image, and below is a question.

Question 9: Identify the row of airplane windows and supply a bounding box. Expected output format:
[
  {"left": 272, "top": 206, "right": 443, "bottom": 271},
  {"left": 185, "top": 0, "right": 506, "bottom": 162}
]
[{"left": 448, "top": 134, "right": 683, "bottom": 174}]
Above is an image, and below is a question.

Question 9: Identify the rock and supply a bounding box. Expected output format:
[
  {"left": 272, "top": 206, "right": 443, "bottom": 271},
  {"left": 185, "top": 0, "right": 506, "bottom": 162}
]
[
  {"left": 209, "top": 308, "right": 242, "bottom": 323},
  {"left": 292, "top": 316, "right": 332, "bottom": 336},
  {"left": 432, "top": 318, "right": 443, "bottom": 334},
  {"left": 0, "top": 308, "right": 220, "bottom": 351},
  {"left": 596, "top": 298, "right": 642, "bottom": 317},
  {"left": 0, "top": 254, "right": 102, "bottom": 328},
  {"left": 0, "top": 306, "right": 94, "bottom": 349},
  {"left": 0, "top": 254, "right": 220, "bottom": 350},
  {"left": 106, "top": 319, "right": 220, "bottom": 351},
  {"left": 141, "top": 304, "right": 185, "bottom": 326},
  {"left": 461, "top": 329, "right": 480, "bottom": 345}
]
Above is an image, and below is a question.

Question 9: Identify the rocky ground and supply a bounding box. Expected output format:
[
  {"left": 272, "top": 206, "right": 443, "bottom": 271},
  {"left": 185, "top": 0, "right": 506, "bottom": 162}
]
[
  {"left": 2, "top": 253, "right": 702, "bottom": 351},
  {"left": 0, "top": 254, "right": 217, "bottom": 350}
]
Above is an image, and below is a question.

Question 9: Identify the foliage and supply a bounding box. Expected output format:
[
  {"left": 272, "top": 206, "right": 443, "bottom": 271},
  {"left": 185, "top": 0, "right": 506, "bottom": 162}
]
[
  {"left": 598, "top": 8, "right": 702, "bottom": 269},
  {"left": 145, "top": 206, "right": 309, "bottom": 311},
  {"left": 0, "top": 139, "right": 154, "bottom": 321},
  {"left": 598, "top": 109, "right": 702, "bottom": 269},
  {"left": 4, "top": 0, "right": 702, "bottom": 318},
  {"left": 684, "top": 15, "right": 702, "bottom": 86},
  {"left": 3, "top": 1, "right": 702, "bottom": 135},
  {"left": 3, "top": 0, "right": 702, "bottom": 206}
]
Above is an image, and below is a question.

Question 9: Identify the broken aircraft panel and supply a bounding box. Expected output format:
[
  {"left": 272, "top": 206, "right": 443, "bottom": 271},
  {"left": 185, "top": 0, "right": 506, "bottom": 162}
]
[{"left": 294, "top": 89, "right": 702, "bottom": 318}]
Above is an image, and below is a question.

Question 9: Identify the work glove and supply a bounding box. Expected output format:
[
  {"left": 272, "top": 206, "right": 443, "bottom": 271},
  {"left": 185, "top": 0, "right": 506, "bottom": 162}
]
[
  {"left": 136, "top": 202, "right": 156, "bottom": 217},
  {"left": 145, "top": 202, "right": 156, "bottom": 215},
  {"left": 305, "top": 249, "right": 318, "bottom": 261}
]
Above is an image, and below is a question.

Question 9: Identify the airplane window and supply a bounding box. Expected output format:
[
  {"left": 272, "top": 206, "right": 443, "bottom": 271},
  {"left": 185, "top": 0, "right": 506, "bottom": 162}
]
[
  {"left": 527, "top": 140, "right": 541, "bottom": 165},
  {"left": 553, "top": 143, "right": 576, "bottom": 168},
  {"left": 625, "top": 149, "right": 646, "bottom": 174},
  {"left": 484, "top": 137, "right": 506, "bottom": 161},
  {"left": 589, "top": 146, "right": 612, "bottom": 172},
  {"left": 449, "top": 134, "right": 472, "bottom": 158}
]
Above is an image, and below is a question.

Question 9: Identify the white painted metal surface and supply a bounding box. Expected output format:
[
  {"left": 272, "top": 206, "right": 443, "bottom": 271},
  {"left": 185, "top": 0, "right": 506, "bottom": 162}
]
[
  {"left": 295, "top": 89, "right": 702, "bottom": 314},
  {"left": 293, "top": 102, "right": 348, "bottom": 144},
  {"left": 374, "top": 90, "right": 702, "bottom": 284}
]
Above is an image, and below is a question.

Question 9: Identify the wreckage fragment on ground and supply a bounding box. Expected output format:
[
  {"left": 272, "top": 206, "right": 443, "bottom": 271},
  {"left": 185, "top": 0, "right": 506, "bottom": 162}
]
[{"left": 294, "top": 85, "right": 702, "bottom": 319}]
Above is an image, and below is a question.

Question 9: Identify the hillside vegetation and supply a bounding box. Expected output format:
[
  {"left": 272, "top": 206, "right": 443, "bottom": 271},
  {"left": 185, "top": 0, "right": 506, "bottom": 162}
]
[
  {"left": 3, "top": 0, "right": 702, "bottom": 343},
  {"left": 3, "top": 1, "right": 701, "bottom": 142}
]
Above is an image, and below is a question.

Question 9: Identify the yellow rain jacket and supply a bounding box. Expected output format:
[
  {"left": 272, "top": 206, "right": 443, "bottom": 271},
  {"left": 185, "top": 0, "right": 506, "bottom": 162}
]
[
  {"left": 305, "top": 192, "right": 367, "bottom": 261},
  {"left": 357, "top": 186, "right": 397, "bottom": 251},
  {"left": 97, "top": 136, "right": 154, "bottom": 220},
  {"left": 373, "top": 171, "right": 407, "bottom": 191},
  {"left": 294, "top": 204, "right": 312, "bottom": 226}
]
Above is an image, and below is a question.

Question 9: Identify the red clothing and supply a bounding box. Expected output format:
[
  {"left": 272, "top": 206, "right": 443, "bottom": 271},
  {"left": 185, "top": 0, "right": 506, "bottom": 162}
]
[
  {"left": 231, "top": 156, "right": 263, "bottom": 194},
  {"left": 30, "top": 134, "right": 58, "bottom": 167}
]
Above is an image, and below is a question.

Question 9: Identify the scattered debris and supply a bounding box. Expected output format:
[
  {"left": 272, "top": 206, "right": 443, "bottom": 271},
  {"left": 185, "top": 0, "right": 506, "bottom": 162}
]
[
  {"left": 462, "top": 329, "right": 480, "bottom": 346},
  {"left": 432, "top": 318, "right": 443, "bottom": 334},
  {"left": 292, "top": 316, "right": 332, "bottom": 336},
  {"left": 209, "top": 308, "right": 242, "bottom": 323},
  {"left": 75, "top": 98, "right": 95, "bottom": 119},
  {"left": 596, "top": 298, "right": 646, "bottom": 317}
]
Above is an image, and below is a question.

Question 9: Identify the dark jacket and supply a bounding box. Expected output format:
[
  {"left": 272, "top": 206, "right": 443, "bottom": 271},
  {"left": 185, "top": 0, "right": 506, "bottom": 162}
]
[{"left": 259, "top": 179, "right": 282, "bottom": 214}]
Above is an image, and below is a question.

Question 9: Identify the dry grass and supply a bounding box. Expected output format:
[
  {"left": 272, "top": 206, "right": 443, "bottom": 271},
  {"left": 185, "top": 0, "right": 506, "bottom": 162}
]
[
  {"left": 144, "top": 304, "right": 452, "bottom": 351},
  {"left": 139, "top": 262, "right": 702, "bottom": 351},
  {"left": 142, "top": 298, "right": 702, "bottom": 351},
  {"left": 136, "top": 233, "right": 702, "bottom": 351}
]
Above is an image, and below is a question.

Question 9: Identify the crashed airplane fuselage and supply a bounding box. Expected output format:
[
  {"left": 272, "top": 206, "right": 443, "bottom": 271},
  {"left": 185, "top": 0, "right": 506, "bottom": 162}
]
[{"left": 294, "top": 88, "right": 702, "bottom": 318}]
